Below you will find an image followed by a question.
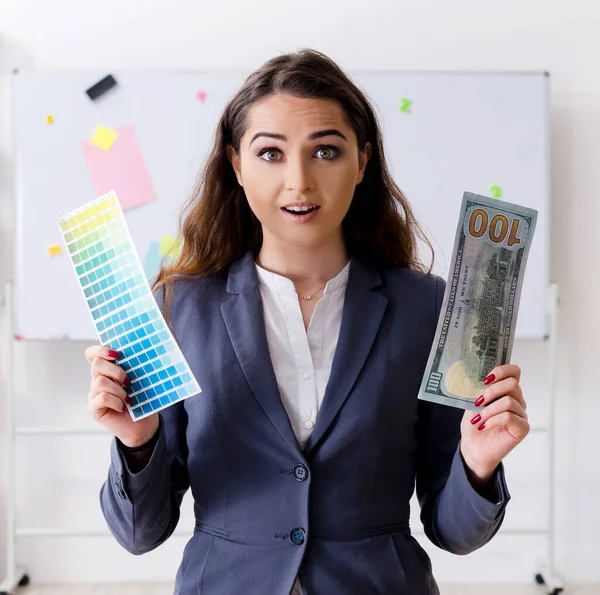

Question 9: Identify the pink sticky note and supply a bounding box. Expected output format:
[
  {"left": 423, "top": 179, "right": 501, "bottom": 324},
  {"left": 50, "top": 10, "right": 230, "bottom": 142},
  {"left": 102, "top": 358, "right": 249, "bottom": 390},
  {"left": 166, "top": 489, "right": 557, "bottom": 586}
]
[
  {"left": 196, "top": 90, "right": 207, "bottom": 102},
  {"left": 81, "top": 125, "right": 156, "bottom": 211}
]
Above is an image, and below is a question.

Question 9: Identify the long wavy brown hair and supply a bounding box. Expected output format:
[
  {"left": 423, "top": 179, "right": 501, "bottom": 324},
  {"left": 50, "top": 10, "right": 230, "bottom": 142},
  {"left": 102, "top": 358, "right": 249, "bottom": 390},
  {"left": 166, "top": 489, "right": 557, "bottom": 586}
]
[{"left": 153, "top": 48, "right": 433, "bottom": 314}]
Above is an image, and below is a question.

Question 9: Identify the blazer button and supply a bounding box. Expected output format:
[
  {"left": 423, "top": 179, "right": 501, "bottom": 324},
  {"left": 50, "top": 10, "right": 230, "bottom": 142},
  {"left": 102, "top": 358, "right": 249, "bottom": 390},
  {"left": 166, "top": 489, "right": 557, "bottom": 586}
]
[
  {"left": 290, "top": 528, "right": 306, "bottom": 545},
  {"left": 293, "top": 465, "right": 308, "bottom": 481}
]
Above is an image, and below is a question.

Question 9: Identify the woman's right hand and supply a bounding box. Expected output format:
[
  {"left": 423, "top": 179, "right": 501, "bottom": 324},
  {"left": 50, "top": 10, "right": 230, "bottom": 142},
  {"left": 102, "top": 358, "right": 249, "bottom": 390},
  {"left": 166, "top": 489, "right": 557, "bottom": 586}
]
[{"left": 85, "top": 345, "right": 159, "bottom": 448}]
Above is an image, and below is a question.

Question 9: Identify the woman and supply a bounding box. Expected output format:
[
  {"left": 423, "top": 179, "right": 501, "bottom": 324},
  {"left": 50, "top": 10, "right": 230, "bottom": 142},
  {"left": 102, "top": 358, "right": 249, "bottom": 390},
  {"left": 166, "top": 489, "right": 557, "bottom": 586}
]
[{"left": 85, "top": 49, "right": 530, "bottom": 594}]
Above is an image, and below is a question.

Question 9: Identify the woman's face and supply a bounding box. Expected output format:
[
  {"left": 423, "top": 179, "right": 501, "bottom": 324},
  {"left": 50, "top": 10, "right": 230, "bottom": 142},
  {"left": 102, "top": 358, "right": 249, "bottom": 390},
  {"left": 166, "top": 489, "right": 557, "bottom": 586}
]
[{"left": 227, "top": 93, "right": 371, "bottom": 251}]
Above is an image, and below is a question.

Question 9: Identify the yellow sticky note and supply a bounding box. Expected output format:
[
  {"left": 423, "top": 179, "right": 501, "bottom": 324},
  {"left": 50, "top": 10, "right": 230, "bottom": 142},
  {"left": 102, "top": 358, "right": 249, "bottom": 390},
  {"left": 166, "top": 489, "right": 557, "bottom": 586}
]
[
  {"left": 90, "top": 125, "right": 118, "bottom": 151},
  {"left": 47, "top": 114, "right": 54, "bottom": 125},
  {"left": 160, "top": 236, "right": 182, "bottom": 258},
  {"left": 47, "top": 244, "right": 62, "bottom": 258}
]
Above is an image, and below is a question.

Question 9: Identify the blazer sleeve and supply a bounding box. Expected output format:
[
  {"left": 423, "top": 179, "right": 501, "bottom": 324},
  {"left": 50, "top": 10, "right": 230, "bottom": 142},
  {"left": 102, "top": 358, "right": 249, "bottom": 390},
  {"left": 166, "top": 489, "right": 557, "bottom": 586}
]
[
  {"left": 99, "top": 284, "right": 190, "bottom": 555},
  {"left": 414, "top": 275, "right": 511, "bottom": 555},
  {"left": 99, "top": 403, "right": 189, "bottom": 555}
]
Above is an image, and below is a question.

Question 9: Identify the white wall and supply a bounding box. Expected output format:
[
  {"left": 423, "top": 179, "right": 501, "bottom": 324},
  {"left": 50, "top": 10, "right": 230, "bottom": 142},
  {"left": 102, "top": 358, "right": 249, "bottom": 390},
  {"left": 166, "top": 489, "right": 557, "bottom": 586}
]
[{"left": 0, "top": 0, "right": 599, "bottom": 586}]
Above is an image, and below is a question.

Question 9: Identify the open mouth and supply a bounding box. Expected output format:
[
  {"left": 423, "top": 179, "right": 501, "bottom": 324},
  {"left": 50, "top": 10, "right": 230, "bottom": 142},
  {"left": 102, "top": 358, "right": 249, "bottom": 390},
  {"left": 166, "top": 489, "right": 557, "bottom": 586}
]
[
  {"left": 280, "top": 206, "right": 321, "bottom": 222},
  {"left": 281, "top": 206, "right": 320, "bottom": 215}
]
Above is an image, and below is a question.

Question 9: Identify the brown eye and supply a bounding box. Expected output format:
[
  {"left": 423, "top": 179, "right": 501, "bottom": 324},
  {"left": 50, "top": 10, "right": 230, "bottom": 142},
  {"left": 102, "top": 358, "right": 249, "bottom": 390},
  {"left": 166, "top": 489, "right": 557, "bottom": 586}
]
[
  {"left": 259, "top": 149, "right": 282, "bottom": 162},
  {"left": 315, "top": 146, "right": 340, "bottom": 160}
]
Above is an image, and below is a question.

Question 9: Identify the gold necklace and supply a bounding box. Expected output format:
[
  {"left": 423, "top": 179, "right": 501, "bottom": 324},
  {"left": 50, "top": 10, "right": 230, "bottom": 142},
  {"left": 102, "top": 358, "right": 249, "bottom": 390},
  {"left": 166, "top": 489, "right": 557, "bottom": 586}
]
[{"left": 296, "top": 286, "right": 325, "bottom": 300}]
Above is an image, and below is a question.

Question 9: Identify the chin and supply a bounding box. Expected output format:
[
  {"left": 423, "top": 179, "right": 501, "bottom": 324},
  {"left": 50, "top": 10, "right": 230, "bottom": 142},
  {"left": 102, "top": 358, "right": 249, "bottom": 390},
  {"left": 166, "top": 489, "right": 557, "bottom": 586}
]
[{"left": 283, "top": 229, "right": 341, "bottom": 250}]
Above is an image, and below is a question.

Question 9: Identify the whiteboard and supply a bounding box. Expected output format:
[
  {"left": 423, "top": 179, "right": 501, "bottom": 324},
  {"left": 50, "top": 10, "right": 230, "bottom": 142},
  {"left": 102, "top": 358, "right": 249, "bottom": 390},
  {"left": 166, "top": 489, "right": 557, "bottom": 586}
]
[{"left": 13, "top": 70, "right": 549, "bottom": 340}]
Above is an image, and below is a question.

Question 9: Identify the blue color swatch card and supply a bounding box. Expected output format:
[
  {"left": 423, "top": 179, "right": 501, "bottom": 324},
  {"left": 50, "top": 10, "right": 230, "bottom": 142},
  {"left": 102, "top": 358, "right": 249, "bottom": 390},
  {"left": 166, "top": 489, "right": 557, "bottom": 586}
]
[{"left": 59, "top": 190, "right": 201, "bottom": 420}]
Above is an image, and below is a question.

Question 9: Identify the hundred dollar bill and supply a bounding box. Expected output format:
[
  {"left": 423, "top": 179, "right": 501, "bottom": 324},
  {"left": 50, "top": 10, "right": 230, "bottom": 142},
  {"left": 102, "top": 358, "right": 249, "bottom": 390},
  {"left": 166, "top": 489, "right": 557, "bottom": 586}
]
[{"left": 418, "top": 191, "right": 538, "bottom": 411}]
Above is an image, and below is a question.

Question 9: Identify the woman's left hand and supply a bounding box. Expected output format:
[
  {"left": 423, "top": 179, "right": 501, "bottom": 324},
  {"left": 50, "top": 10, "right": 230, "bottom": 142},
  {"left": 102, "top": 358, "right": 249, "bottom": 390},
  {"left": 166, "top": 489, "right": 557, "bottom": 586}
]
[{"left": 460, "top": 364, "right": 530, "bottom": 486}]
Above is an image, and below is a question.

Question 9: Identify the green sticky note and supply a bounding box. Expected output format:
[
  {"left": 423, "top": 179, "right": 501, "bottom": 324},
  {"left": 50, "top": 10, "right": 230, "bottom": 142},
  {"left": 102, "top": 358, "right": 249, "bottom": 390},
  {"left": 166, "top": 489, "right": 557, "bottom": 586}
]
[
  {"left": 489, "top": 185, "right": 502, "bottom": 199},
  {"left": 399, "top": 98, "right": 412, "bottom": 113}
]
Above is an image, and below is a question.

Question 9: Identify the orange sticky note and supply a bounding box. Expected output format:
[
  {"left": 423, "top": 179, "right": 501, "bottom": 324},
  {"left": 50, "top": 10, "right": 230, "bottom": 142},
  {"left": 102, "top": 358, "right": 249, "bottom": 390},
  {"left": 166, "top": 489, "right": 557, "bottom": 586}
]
[
  {"left": 47, "top": 244, "right": 62, "bottom": 257},
  {"left": 90, "top": 125, "right": 118, "bottom": 151}
]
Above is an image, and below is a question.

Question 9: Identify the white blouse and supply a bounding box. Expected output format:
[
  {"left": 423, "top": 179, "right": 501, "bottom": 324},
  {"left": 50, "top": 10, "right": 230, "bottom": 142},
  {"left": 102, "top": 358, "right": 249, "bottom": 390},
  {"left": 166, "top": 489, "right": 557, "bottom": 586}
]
[{"left": 254, "top": 258, "right": 351, "bottom": 595}]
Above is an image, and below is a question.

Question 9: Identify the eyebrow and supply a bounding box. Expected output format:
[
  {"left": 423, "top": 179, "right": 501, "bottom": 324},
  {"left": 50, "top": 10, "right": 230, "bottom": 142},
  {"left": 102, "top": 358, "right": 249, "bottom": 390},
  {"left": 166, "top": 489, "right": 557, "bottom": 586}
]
[{"left": 249, "top": 128, "right": 349, "bottom": 146}]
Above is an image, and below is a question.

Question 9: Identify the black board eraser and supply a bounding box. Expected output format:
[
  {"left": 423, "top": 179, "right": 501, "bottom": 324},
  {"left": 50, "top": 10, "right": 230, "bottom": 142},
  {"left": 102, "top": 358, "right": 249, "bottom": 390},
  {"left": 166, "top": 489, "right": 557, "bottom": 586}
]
[{"left": 86, "top": 75, "right": 117, "bottom": 100}]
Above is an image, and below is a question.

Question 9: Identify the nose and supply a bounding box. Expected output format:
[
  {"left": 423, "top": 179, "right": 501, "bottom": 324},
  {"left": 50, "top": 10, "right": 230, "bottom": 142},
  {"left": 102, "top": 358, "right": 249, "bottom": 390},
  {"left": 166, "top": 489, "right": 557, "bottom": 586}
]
[{"left": 284, "top": 154, "right": 313, "bottom": 195}]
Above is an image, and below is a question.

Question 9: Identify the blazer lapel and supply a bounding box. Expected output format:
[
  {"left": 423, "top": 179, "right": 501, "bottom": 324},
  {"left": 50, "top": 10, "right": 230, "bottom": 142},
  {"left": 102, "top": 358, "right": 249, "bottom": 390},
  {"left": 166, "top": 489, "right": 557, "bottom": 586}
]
[
  {"left": 220, "top": 251, "right": 302, "bottom": 455},
  {"left": 303, "top": 257, "right": 388, "bottom": 456}
]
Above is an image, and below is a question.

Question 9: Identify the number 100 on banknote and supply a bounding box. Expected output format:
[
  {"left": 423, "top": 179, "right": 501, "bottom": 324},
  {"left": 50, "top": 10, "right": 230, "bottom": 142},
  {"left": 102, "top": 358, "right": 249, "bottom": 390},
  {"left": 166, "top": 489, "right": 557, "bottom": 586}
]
[{"left": 418, "top": 192, "right": 538, "bottom": 411}]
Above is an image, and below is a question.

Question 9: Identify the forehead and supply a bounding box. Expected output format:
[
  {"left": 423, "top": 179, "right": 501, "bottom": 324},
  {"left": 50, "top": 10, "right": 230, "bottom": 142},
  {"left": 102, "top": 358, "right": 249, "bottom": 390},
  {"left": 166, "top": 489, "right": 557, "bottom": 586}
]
[{"left": 243, "top": 93, "right": 351, "bottom": 138}]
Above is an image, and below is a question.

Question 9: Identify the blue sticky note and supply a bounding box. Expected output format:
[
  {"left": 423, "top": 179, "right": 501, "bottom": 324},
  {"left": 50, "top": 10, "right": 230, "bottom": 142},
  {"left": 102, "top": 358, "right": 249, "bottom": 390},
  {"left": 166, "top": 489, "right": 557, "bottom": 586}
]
[{"left": 143, "top": 241, "right": 162, "bottom": 281}]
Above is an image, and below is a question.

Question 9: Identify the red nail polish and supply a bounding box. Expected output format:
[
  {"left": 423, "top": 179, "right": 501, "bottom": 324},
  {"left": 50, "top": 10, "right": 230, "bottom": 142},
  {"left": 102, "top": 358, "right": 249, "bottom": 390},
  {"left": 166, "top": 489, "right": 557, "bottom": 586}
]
[
  {"left": 107, "top": 349, "right": 120, "bottom": 359},
  {"left": 123, "top": 376, "right": 132, "bottom": 388},
  {"left": 470, "top": 414, "right": 482, "bottom": 425},
  {"left": 478, "top": 422, "right": 486, "bottom": 431},
  {"left": 475, "top": 395, "right": 485, "bottom": 407},
  {"left": 122, "top": 404, "right": 127, "bottom": 413},
  {"left": 483, "top": 373, "right": 496, "bottom": 385},
  {"left": 125, "top": 396, "right": 132, "bottom": 405}
]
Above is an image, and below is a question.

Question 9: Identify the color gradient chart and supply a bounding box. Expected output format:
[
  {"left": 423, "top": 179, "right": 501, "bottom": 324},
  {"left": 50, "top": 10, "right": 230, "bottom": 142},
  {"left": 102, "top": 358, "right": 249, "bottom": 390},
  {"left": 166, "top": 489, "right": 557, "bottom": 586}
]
[{"left": 58, "top": 190, "right": 201, "bottom": 420}]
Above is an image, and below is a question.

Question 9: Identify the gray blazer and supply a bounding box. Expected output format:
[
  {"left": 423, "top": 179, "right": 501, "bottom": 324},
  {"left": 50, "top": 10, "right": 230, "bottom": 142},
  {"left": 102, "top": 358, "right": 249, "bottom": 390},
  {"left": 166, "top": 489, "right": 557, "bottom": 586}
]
[{"left": 100, "top": 250, "right": 510, "bottom": 595}]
